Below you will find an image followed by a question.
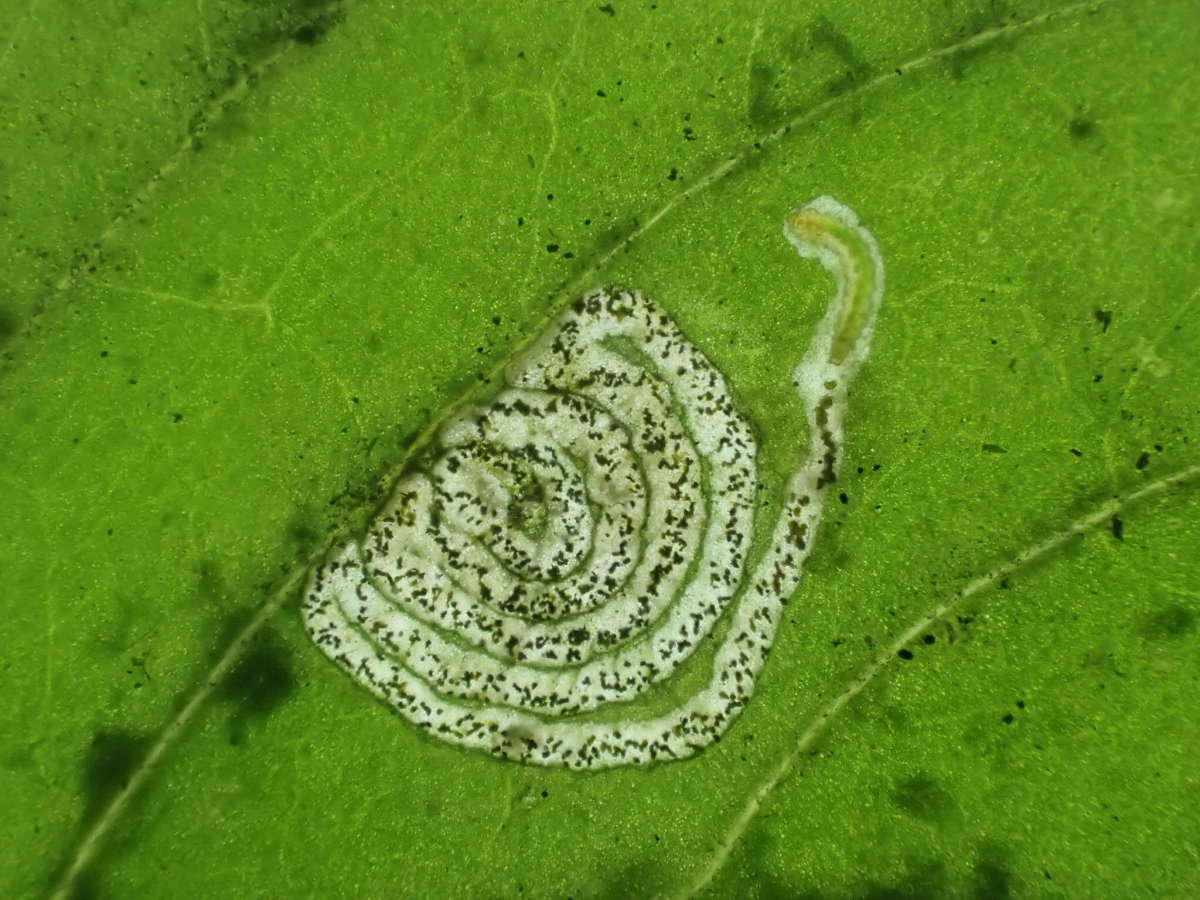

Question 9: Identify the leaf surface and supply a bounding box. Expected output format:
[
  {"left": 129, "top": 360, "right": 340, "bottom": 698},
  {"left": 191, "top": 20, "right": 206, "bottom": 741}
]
[{"left": 2, "top": 1, "right": 1197, "bottom": 897}]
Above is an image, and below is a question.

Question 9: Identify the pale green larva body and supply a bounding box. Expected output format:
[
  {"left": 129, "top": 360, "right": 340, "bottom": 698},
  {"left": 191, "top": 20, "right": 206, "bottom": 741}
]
[
  {"left": 302, "top": 197, "right": 884, "bottom": 768},
  {"left": 784, "top": 195, "right": 885, "bottom": 374}
]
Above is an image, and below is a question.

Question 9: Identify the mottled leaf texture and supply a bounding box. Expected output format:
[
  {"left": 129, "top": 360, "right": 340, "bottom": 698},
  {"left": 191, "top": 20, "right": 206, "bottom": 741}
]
[{"left": 1, "top": 2, "right": 1197, "bottom": 898}]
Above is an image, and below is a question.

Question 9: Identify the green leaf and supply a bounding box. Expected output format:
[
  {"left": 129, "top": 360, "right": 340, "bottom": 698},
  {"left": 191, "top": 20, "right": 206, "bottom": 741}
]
[{"left": 3, "top": 1, "right": 1197, "bottom": 897}]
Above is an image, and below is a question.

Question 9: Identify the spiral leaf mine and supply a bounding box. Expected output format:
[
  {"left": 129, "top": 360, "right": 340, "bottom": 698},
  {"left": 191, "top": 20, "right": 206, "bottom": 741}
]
[{"left": 302, "top": 197, "right": 884, "bottom": 768}]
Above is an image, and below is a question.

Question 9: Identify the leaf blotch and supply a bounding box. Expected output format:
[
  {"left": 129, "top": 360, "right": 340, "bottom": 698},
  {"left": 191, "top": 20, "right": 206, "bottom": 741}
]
[
  {"left": 218, "top": 627, "right": 296, "bottom": 744},
  {"left": 859, "top": 860, "right": 949, "bottom": 900},
  {"left": 52, "top": 732, "right": 153, "bottom": 894},
  {"left": 972, "top": 842, "right": 1015, "bottom": 899},
  {"left": 943, "top": 9, "right": 1015, "bottom": 80},
  {"left": 809, "top": 16, "right": 871, "bottom": 94},
  {"left": 232, "top": 1, "right": 345, "bottom": 64},
  {"left": 292, "top": 24, "right": 323, "bottom": 45},
  {"left": 748, "top": 62, "right": 782, "bottom": 128},
  {"left": 81, "top": 731, "right": 152, "bottom": 826},
  {"left": 458, "top": 22, "right": 498, "bottom": 70},
  {"left": 194, "top": 268, "right": 221, "bottom": 292},
  {"left": 0, "top": 307, "right": 16, "bottom": 349},
  {"left": 1068, "top": 117, "right": 1096, "bottom": 140},
  {"left": 286, "top": 513, "right": 319, "bottom": 552},
  {"left": 1140, "top": 603, "right": 1197, "bottom": 640},
  {"left": 195, "top": 558, "right": 228, "bottom": 602},
  {"left": 893, "top": 773, "right": 955, "bottom": 824},
  {"left": 719, "top": 826, "right": 812, "bottom": 899},
  {"left": 591, "top": 858, "right": 670, "bottom": 900},
  {"left": 364, "top": 330, "right": 386, "bottom": 354},
  {"left": 59, "top": 871, "right": 100, "bottom": 900}
]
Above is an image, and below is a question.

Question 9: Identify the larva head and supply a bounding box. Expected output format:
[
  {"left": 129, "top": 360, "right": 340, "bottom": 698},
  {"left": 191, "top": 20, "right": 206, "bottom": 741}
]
[{"left": 785, "top": 205, "right": 839, "bottom": 244}]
